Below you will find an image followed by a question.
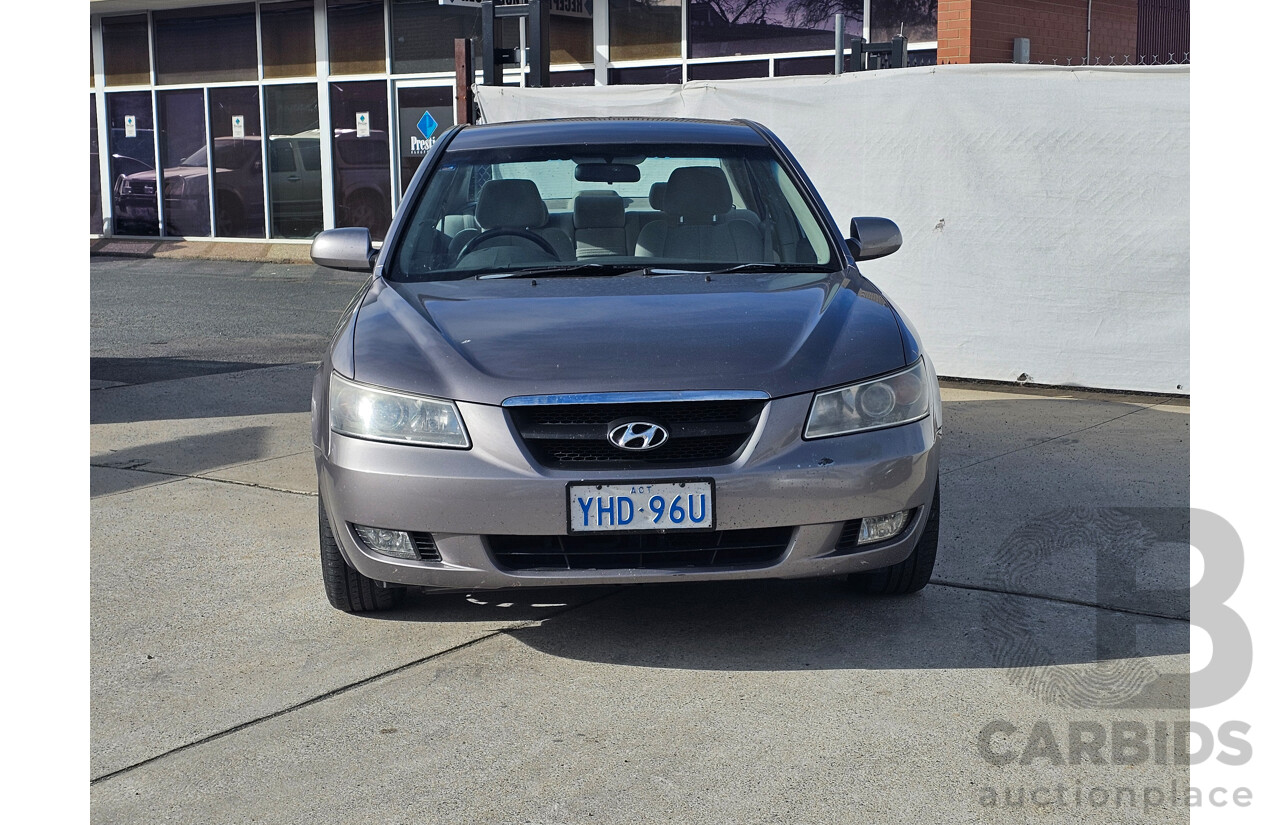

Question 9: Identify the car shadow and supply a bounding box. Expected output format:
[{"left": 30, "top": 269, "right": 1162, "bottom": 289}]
[
  {"left": 370, "top": 575, "right": 1186, "bottom": 704},
  {"left": 345, "top": 394, "right": 1188, "bottom": 702},
  {"left": 91, "top": 356, "right": 299, "bottom": 387},
  {"left": 90, "top": 360, "right": 315, "bottom": 424},
  {"left": 91, "top": 425, "right": 274, "bottom": 497}
]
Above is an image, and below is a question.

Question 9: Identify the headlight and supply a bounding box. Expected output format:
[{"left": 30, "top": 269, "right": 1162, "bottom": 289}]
[
  {"left": 329, "top": 373, "right": 470, "bottom": 448},
  {"left": 804, "top": 359, "right": 930, "bottom": 439}
]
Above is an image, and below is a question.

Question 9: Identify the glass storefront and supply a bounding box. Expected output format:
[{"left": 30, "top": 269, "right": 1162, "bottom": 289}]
[
  {"left": 329, "top": 80, "right": 393, "bottom": 240},
  {"left": 776, "top": 55, "right": 840, "bottom": 77},
  {"left": 91, "top": 0, "right": 936, "bottom": 239},
  {"left": 611, "top": 0, "right": 681, "bottom": 62},
  {"left": 157, "top": 90, "right": 211, "bottom": 237},
  {"left": 551, "top": 69, "right": 594, "bottom": 87},
  {"left": 869, "top": 0, "right": 937, "bottom": 44},
  {"left": 608, "top": 64, "right": 681, "bottom": 85},
  {"left": 265, "top": 84, "right": 324, "bottom": 239},
  {"left": 209, "top": 87, "right": 267, "bottom": 238},
  {"left": 328, "top": 0, "right": 386, "bottom": 75},
  {"left": 688, "top": 0, "right": 865, "bottom": 60},
  {"left": 396, "top": 85, "right": 453, "bottom": 194},
  {"left": 262, "top": 0, "right": 318, "bottom": 79},
  {"left": 101, "top": 15, "right": 150, "bottom": 87},
  {"left": 107, "top": 91, "right": 158, "bottom": 237},
  {"left": 90, "top": 96, "right": 102, "bottom": 235},
  {"left": 154, "top": 4, "right": 258, "bottom": 84},
  {"left": 392, "top": 1, "right": 517, "bottom": 75},
  {"left": 551, "top": 15, "right": 593, "bottom": 66},
  {"left": 688, "top": 60, "right": 769, "bottom": 80}
]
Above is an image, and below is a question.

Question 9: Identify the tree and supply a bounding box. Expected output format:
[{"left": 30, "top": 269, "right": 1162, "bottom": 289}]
[
  {"left": 866, "top": 0, "right": 936, "bottom": 40},
  {"left": 692, "top": 0, "right": 936, "bottom": 34},
  {"left": 701, "top": 0, "right": 780, "bottom": 27},
  {"left": 784, "top": 0, "right": 864, "bottom": 31}
]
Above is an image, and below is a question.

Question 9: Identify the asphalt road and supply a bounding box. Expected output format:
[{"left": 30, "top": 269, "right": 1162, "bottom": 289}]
[
  {"left": 90, "top": 256, "right": 1191, "bottom": 824},
  {"left": 90, "top": 256, "right": 367, "bottom": 386}
]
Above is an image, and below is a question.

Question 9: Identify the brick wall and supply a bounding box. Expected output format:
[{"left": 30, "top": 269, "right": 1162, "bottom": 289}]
[
  {"left": 937, "top": 1, "right": 973, "bottom": 64},
  {"left": 1087, "top": 0, "right": 1139, "bottom": 62},
  {"left": 939, "top": 0, "right": 1139, "bottom": 65}
]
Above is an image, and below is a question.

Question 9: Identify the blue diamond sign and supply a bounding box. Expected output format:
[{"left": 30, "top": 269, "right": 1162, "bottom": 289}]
[{"left": 416, "top": 110, "right": 439, "bottom": 139}]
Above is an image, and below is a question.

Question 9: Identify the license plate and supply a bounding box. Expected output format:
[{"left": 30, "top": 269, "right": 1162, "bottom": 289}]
[{"left": 568, "top": 480, "right": 714, "bottom": 533}]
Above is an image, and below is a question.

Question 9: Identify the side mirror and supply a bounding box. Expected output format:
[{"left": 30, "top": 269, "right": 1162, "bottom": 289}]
[
  {"left": 847, "top": 217, "right": 902, "bottom": 262},
  {"left": 311, "top": 227, "right": 376, "bottom": 272}
]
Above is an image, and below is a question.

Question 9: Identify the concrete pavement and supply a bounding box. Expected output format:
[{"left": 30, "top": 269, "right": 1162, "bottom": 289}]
[{"left": 90, "top": 257, "right": 1191, "bottom": 823}]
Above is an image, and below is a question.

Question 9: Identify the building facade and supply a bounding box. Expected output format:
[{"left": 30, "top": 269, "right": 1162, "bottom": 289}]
[
  {"left": 89, "top": 0, "right": 1186, "bottom": 241},
  {"left": 939, "top": 0, "right": 1189, "bottom": 66}
]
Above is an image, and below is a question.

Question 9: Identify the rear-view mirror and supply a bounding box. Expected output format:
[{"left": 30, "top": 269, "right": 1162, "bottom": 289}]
[{"left": 575, "top": 163, "right": 641, "bottom": 183}]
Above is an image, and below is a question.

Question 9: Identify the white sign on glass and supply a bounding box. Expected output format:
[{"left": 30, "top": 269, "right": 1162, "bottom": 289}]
[{"left": 438, "top": 0, "right": 589, "bottom": 17}]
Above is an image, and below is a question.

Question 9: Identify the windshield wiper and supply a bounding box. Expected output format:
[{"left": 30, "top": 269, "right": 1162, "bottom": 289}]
[
  {"left": 476, "top": 263, "right": 646, "bottom": 280},
  {"left": 473, "top": 262, "right": 817, "bottom": 280},
  {"left": 698, "top": 263, "right": 822, "bottom": 275}
]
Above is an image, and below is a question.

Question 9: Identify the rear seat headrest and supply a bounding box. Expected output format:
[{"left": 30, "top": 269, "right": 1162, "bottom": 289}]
[
  {"left": 573, "top": 191, "right": 626, "bottom": 229},
  {"left": 648, "top": 182, "right": 666, "bottom": 211}
]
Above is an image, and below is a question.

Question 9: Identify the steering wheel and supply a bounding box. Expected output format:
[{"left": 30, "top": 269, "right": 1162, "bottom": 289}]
[{"left": 457, "top": 228, "right": 560, "bottom": 260}]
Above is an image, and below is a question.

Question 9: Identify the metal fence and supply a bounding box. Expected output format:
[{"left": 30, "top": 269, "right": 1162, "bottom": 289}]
[
  {"left": 1031, "top": 52, "right": 1190, "bottom": 66},
  {"left": 937, "top": 52, "right": 1190, "bottom": 67},
  {"left": 1137, "top": 0, "right": 1191, "bottom": 61}
]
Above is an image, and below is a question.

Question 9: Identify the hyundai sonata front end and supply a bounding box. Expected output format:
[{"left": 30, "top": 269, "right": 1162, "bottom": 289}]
[{"left": 310, "top": 117, "right": 941, "bottom": 612}]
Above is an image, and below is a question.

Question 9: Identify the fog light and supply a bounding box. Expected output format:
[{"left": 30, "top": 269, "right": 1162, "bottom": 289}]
[
  {"left": 352, "top": 524, "right": 418, "bottom": 559},
  {"left": 858, "top": 510, "right": 910, "bottom": 544}
]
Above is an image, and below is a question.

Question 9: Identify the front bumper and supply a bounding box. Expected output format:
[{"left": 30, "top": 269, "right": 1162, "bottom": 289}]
[{"left": 316, "top": 392, "right": 939, "bottom": 591}]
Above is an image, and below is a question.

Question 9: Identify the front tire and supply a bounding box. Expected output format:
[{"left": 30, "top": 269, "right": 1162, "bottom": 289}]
[
  {"left": 319, "top": 498, "right": 405, "bottom": 612},
  {"left": 848, "top": 479, "right": 940, "bottom": 596}
]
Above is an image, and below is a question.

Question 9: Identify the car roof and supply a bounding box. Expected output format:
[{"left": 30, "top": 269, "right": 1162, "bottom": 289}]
[{"left": 446, "top": 117, "right": 772, "bottom": 151}]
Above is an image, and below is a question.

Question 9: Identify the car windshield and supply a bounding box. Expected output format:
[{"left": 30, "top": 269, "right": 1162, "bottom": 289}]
[{"left": 387, "top": 142, "right": 839, "bottom": 281}]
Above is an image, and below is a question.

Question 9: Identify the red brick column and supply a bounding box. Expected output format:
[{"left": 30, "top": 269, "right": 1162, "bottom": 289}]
[{"left": 938, "top": 0, "right": 974, "bottom": 64}]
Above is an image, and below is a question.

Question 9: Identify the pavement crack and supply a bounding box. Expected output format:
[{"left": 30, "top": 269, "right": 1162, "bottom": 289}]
[
  {"left": 89, "top": 463, "right": 316, "bottom": 497},
  {"left": 194, "top": 449, "right": 313, "bottom": 477},
  {"left": 941, "top": 397, "right": 1177, "bottom": 476},
  {"left": 931, "top": 578, "right": 1188, "bottom": 622},
  {"left": 89, "top": 587, "right": 624, "bottom": 786}
]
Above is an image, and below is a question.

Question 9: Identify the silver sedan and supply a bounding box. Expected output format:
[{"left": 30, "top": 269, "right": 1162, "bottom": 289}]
[{"left": 309, "top": 117, "right": 941, "bottom": 612}]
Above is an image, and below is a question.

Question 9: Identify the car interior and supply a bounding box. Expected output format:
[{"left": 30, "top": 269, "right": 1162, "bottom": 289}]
[{"left": 389, "top": 153, "right": 829, "bottom": 280}]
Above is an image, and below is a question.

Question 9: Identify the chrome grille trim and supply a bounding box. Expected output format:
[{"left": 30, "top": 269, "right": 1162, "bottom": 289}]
[{"left": 502, "top": 390, "right": 769, "bottom": 407}]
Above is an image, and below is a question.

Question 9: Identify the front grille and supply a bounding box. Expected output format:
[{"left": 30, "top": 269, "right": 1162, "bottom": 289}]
[
  {"left": 509, "top": 400, "right": 765, "bottom": 469},
  {"left": 834, "top": 520, "right": 863, "bottom": 553},
  {"left": 533, "top": 435, "right": 745, "bottom": 464},
  {"left": 488, "top": 527, "right": 792, "bottom": 571},
  {"left": 408, "top": 531, "right": 441, "bottom": 561}
]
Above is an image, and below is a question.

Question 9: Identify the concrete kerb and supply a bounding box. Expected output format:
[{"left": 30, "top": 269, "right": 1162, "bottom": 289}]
[{"left": 90, "top": 238, "right": 315, "bottom": 265}]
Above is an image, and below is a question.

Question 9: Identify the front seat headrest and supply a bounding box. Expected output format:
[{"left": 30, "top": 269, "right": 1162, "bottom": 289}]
[
  {"left": 475, "top": 179, "right": 548, "bottom": 229},
  {"left": 662, "top": 167, "right": 733, "bottom": 222}
]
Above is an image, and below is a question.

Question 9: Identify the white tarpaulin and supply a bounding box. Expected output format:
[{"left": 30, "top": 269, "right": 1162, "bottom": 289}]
[{"left": 476, "top": 65, "right": 1190, "bottom": 394}]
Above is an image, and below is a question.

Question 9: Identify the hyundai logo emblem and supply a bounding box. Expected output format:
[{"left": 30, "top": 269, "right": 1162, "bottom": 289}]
[{"left": 608, "top": 421, "right": 669, "bottom": 451}]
